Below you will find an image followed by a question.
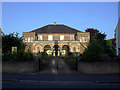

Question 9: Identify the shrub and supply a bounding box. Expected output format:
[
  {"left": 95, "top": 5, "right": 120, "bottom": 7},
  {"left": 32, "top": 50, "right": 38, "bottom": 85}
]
[
  {"left": 40, "top": 60, "right": 49, "bottom": 69},
  {"left": 82, "top": 39, "right": 105, "bottom": 62},
  {"left": 3, "top": 49, "right": 33, "bottom": 61}
]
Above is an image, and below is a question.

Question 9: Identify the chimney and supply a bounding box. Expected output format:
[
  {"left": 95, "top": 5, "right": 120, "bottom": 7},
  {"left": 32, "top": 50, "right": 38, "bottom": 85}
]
[{"left": 54, "top": 20, "right": 56, "bottom": 25}]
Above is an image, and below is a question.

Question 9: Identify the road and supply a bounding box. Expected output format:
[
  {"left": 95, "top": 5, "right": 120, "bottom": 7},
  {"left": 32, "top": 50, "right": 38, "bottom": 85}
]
[{"left": 2, "top": 58, "right": 120, "bottom": 89}]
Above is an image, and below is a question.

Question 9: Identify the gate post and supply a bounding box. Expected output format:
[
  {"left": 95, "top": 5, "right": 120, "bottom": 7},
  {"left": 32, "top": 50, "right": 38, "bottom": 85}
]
[{"left": 76, "top": 57, "right": 79, "bottom": 71}]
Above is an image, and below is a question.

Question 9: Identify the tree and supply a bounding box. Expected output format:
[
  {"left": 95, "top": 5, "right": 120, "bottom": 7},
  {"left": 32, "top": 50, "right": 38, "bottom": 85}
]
[
  {"left": 82, "top": 30, "right": 115, "bottom": 61},
  {"left": 2, "top": 32, "right": 25, "bottom": 54},
  {"left": 85, "top": 28, "right": 99, "bottom": 42},
  {"left": 82, "top": 38, "right": 105, "bottom": 61}
]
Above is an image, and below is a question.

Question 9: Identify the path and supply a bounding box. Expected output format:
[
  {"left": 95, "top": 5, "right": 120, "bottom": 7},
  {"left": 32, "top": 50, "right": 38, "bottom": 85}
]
[{"left": 39, "top": 57, "right": 78, "bottom": 74}]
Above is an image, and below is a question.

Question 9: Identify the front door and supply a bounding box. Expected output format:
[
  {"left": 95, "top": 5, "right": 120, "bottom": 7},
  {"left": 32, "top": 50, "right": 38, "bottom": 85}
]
[{"left": 53, "top": 45, "right": 60, "bottom": 57}]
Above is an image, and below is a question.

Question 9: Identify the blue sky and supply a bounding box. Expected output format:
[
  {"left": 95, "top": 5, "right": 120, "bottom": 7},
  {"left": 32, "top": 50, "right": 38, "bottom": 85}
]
[{"left": 2, "top": 2, "right": 118, "bottom": 39}]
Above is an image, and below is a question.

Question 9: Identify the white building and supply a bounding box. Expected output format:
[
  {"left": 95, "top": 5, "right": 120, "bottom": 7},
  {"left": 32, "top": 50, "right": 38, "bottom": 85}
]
[{"left": 115, "top": 18, "right": 120, "bottom": 56}]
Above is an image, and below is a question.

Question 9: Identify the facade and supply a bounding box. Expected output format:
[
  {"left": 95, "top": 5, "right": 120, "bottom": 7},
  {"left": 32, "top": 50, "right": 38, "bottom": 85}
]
[
  {"left": 23, "top": 22, "right": 90, "bottom": 56},
  {"left": 115, "top": 18, "right": 120, "bottom": 56}
]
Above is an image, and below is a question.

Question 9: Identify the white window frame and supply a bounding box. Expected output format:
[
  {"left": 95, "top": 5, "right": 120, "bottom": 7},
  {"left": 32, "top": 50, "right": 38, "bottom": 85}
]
[
  {"left": 80, "top": 37, "right": 82, "bottom": 42},
  {"left": 60, "top": 35, "right": 64, "bottom": 40},
  {"left": 31, "top": 37, "right": 33, "bottom": 42},
  {"left": 70, "top": 35, "right": 74, "bottom": 40},
  {"left": 48, "top": 35, "right": 53, "bottom": 41},
  {"left": 25, "top": 37, "right": 27, "bottom": 42},
  {"left": 38, "top": 35, "right": 43, "bottom": 41},
  {"left": 28, "top": 37, "right": 30, "bottom": 42},
  {"left": 83, "top": 37, "right": 85, "bottom": 42},
  {"left": 85, "top": 37, "right": 88, "bottom": 42}
]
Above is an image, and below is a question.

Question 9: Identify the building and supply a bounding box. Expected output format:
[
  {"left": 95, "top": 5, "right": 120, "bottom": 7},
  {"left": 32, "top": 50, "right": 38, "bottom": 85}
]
[
  {"left": 115, "top": 18, "right": 120, "bottom": 56},
  {"left": 22, "top": 21, "right": 90, "bottom": 57}
]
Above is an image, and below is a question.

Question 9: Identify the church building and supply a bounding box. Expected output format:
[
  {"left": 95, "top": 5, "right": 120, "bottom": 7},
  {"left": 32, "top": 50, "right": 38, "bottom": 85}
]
[{"left": 22, "top": 21, "right": 90, "bottom": 56}]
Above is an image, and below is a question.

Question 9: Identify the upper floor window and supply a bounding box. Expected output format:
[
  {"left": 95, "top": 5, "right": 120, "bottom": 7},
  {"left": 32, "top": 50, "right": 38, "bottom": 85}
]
[
  {"left": 60, "top": 35, "right": 64, "bottom": 40},
  {"left": 80, "top": 37, "right": 82, "bottom": 42},
  {"left": 31, "top": 37, "right": 33, "bottom": 42},
  {"left": 70, "top": 35, "right": 74, "bottom": 40},
  {"left": 48, "top": 35, "right": 53, "bottom": 41},
  {"left": 25, "top": 37, "right": 27, "bottom": 42},
  {"left": 83, "top": 37, "right": 85, "bottom": 42},
  {"left": 85, "top": 37, "right": 88, "bottom": 42},
  {"left": 80, "top": 36, "right": 88, "bottom": 42},
  {"left": 38, "top": 35, "right": 43, "bottom": 40},
  {"left": 28, "top": 37, "right": 30, "bottom": 42}
]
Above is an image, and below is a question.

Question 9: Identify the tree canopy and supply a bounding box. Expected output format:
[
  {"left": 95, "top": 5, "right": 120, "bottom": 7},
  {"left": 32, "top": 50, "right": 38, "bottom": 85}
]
[
  {"left": 2, "top": 32, "right": 25, "bottom": 54},
  {"left": 82, "top": 29, "right": 115, "bottom": 61}
]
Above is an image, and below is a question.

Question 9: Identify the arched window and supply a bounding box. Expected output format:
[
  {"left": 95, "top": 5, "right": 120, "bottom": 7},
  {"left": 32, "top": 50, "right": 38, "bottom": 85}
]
[{"left": 44, "top": 45, "right": 52, "bottom": 55}]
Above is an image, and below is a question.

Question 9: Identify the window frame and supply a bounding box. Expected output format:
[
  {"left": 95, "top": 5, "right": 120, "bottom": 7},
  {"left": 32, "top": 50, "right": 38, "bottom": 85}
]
[
  {"left": 25, "top": 37, "right": 27, "bottom": 42},
  {"left": 70, "top": 35, "right": 74, "bottom": 40},
  {"left": 60, "top": 35, "right": 64, "bottom": 40},
  {"left": 28, "top": 37, "right": 30, "bottom": 42},
  {"left": 31, "top": 37, "right": 33, "bottom": 42},
  {"left": 38, "top": 35, "right": 43, "bottom": 41},
  {"left": 48, "top": 35, "right": 53, "bottom": 41}
]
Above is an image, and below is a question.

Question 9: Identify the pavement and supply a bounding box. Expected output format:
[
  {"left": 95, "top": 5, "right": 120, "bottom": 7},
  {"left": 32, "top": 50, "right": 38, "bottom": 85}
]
[
  {"left": 39, "top": 57, "right": 78, "bottom": 74},
  {"left": 2, "top": 57, "right": 120, "bottom": 88}
]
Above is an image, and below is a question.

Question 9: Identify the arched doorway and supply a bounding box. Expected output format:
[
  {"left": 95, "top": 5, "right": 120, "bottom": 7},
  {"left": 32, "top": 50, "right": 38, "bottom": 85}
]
[
  {"left": 44, "top": 45, "right": 52, "bottom": 55},
  {"left": 62, "top": 45, "right": 70, "bottom": 56},
  {"left": 53, "top": 45, "right": 60, "bottom": 57}
]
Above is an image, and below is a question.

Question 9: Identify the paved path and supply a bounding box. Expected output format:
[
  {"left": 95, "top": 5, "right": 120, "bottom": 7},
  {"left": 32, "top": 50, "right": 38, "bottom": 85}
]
[{"left": 39, "top": 57, "right": 77, "bottom": 74}]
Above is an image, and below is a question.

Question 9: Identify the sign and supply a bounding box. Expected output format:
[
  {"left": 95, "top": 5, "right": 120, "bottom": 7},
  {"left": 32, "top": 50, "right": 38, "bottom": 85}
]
[{"left": 12, "top": 47, "right": 17, "bottom": 53}]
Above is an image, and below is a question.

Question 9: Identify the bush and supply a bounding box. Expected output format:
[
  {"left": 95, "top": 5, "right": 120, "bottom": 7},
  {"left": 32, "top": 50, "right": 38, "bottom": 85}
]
[
  {"left": 114, "top": 56, "right": 120, "bottom": 61},
  {"left": 82, "top": 39, "right": 105, "bottom": 62},
  {"left": 64, "top": 55, "right": 77, "bottom": 70},
  {"left": 3, "top": 49, "right": 33, "bottom": 61},
  {"left": 40, "top": 60, "right": 49, "bottom": 69}
]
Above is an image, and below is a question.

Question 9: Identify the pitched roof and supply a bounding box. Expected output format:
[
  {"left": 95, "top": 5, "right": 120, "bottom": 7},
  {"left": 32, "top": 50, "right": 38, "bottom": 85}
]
[{"left": 30, "top": 24, "right": 81, "bottom": 34}]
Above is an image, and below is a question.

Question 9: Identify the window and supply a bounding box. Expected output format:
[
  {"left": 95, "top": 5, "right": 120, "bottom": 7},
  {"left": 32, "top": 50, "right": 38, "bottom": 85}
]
[
  {"left": 38, "top": 35, "right": 43, "bottom": 40},
  {"left": 28, "top": 37, "right": 30, "bottom": 42},
  {"left": 48, "top": 35, "right": 53, "bottom": 40},
  {"left": 83, "top": 37, "right": 85, "bottom": 42},
  {"left": 70, "top": 35, "right": 74, "bottom": 40},
  {"left": 85, "top": 37, "right": 88, "bottom": 42},
  {"left": 60, "top": 35, "right": 64, "bottom": 40},
  {"left": 31, "top": 37, "right": 33, "bottom": 42},
  {"left": 25, "top": 37, "right": 27, "bottom": 42},
  {"left": 80, "top": 37, "right": 82, "bottom": 42}
]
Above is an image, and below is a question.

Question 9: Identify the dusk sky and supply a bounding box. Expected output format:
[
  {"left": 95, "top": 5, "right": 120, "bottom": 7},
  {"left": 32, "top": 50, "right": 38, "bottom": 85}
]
[{"left": 2, "top": 2, "right": 118, "bottom": 39}]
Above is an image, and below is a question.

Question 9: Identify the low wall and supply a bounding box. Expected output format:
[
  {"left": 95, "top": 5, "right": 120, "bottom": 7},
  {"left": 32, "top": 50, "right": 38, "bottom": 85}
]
[
  {"left": 2, "top": 61, "right": 39, "bottom": 73},
  {"left": 78, "top": 61, "right": 120, "bottom": 74}
]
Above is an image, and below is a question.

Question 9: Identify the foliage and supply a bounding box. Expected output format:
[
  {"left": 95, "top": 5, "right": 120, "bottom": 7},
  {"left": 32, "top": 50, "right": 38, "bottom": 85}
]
[
  {"left": 40, "top": 60, "right": 49, "bottom": 69},
  {"left": 3, "top": 49, "right": 33, "bottom": 61},
  {"left": 39, "top": 52, "right": 51, "bottom": 60},
  {"left": 114, "top": 56, "right": 120, "bottom": 61},
  {"left": 82, "top": 39, "right": 105, "bottom": 61},
  {"left": 64, "top": 53, "right": 77, "bottom": 69},
  {"left": 2, "top": 32, "right": 25, "bottom": 54},
  {"left": 65, "top": 57, "right": 76, "bottom": 70},
  {"left": 82, "top": 31, "right": 115, "bottom": 61},
  {"left": 106, "top": 40, "right": 112, "bottom": 47}
]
